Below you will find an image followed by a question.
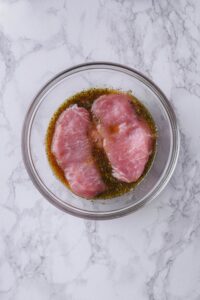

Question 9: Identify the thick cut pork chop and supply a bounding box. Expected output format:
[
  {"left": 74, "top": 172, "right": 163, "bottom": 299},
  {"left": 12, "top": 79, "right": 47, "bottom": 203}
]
[
  {"left": 52, "top": 106, "right": 106, "bottom": 198},
  {"left": 92, "top": 94, "right": 153, "bottom": 183}
]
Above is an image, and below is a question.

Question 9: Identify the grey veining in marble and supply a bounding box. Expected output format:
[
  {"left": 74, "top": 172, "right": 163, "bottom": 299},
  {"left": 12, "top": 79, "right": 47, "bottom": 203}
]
[{"left": 0, "top": 0, "right": 200, "bottom": 299}]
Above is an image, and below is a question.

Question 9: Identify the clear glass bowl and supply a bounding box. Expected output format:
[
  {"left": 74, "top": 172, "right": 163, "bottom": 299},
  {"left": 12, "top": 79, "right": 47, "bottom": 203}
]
[{"left": 22, "top": 62, "right": 180, "bottom": 219}]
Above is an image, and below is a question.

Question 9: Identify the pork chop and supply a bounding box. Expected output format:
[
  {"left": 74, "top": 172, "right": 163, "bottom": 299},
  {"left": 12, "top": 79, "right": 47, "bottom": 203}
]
[
  {"left": 52, "top": 105, "right": 106, "bottom": 198},
  {"left": 92, "top": 94, "right": 153, "bottom": 183}
]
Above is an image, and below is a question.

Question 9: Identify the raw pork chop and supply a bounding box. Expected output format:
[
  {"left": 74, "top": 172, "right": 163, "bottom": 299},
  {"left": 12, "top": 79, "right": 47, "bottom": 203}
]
[
  {"left": 92, "top": 94, "right": 153, "bottom": 183},
  {"left": 52, "top": 106, "right": 106, "bottom": 198}
]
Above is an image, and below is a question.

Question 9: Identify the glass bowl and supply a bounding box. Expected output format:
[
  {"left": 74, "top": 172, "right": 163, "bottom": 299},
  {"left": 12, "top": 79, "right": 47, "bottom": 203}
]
[{"left": 22, "top": 62, "right": 180, "bottom": 219}]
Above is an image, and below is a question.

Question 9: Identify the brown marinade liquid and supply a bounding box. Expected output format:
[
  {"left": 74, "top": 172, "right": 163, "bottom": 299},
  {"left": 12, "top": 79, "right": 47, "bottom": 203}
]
[{"left": 45, "top": 88, "right": 157, "bottom": 199}]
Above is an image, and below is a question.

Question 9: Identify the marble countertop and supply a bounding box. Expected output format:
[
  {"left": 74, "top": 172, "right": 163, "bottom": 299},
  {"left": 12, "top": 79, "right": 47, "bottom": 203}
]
[{"left": 1, "top": 0, "right": 200, "bottom": 299}]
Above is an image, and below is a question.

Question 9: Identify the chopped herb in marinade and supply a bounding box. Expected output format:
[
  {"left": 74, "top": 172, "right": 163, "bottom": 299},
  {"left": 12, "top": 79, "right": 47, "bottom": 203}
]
[{"left": 45, "top": 88, "right": 157, "bottom": 199}]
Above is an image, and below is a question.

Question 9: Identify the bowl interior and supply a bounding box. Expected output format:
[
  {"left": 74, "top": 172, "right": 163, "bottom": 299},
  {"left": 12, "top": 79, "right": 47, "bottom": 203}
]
[{"left": 24, "top": 64, "right": 178, "bottom": 218}]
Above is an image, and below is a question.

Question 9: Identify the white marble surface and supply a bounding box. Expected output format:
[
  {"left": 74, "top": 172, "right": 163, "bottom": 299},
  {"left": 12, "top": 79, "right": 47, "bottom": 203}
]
[{"left": 1, "top": 0, "right": 200, "bottom": 299}]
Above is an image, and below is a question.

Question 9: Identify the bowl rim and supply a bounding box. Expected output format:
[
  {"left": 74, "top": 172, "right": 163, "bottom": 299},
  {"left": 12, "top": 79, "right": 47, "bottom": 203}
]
[{"left": 22, "top": 61, "right": 180, "bottom": 220}]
